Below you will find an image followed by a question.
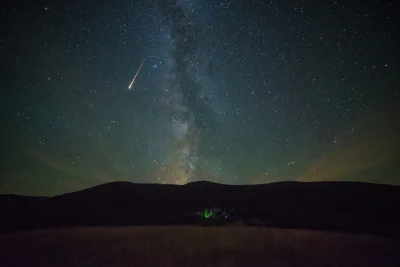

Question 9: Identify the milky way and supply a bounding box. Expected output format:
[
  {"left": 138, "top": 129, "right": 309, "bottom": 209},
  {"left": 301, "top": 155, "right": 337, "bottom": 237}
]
[{"left": 155, "top": 0, "right": 219, "bottom": 184}]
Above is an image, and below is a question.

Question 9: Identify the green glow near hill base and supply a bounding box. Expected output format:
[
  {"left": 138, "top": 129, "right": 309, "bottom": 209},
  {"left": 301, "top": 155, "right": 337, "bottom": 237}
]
[{"left": 203, "top": 209, "right": 213, "bottom": 219}]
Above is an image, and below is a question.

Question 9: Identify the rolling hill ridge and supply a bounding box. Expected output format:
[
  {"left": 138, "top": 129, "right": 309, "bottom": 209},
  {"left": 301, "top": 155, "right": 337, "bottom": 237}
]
[{"left": 1, "top": 181, "right": 400, "bottom": 238}]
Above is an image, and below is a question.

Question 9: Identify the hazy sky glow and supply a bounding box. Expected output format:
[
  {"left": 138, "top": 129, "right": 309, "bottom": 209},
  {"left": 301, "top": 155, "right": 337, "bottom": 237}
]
[{"left": 0, "top": 0, "right": 399, "bottom": 195}]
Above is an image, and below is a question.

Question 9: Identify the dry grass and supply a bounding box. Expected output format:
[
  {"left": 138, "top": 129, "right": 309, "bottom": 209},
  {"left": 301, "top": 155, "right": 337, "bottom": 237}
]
[{"left": 0, "top": 226, "right": 399, "bottom": 267}]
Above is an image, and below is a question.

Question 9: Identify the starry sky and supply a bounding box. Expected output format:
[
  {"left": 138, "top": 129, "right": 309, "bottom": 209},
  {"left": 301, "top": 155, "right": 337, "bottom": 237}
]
[{"left": 1, "top": 0, "right": 399, "bottom": 196}]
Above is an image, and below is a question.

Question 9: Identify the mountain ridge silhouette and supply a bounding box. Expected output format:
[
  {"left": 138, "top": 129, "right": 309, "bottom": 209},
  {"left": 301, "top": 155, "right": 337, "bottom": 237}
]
[{"left": 1, "top": 181, "right": 399, "bottom": 238}]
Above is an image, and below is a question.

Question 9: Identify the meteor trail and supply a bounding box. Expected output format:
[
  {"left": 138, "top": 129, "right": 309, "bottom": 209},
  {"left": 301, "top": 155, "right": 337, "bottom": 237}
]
[
  {"left": 128, "top": 59, "right": 145, "bottom": 90},
  {"left": 128, "top": 56, "right": 162, "bottom": 90}
]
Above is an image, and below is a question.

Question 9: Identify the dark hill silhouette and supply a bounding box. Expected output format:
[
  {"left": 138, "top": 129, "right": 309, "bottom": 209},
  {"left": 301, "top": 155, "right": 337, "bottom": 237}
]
[{"left": 1, "top": 181, "right": 400, "bottom": 238}]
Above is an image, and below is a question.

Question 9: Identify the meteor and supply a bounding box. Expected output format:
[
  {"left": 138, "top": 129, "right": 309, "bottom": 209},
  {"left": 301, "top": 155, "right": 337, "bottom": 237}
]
[
  {"left": 128, "top": 56, "right": 162, "bottom": 90},
  {"left": 128, "top": 59, "right": 145, "bottom": 90}
]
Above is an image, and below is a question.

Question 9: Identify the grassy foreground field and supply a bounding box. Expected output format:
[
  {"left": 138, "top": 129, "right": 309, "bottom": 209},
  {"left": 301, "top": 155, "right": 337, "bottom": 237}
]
[{"left": 0, "top": 226, "right": 399, "bottom": 267}]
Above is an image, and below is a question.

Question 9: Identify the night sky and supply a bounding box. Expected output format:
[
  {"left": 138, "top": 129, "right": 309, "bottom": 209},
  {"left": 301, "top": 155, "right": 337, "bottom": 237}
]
[{"left": 1, "top": 0, "right": 399, "bottom": 196}]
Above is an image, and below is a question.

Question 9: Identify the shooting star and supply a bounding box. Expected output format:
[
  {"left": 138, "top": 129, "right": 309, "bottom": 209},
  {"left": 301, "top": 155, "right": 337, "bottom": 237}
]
[
  {"left": 128, "top": 59, "right": 146, "bottom": 90},
  {"left": 128, "top": 56, "right": 162, "bottom": 90}
]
